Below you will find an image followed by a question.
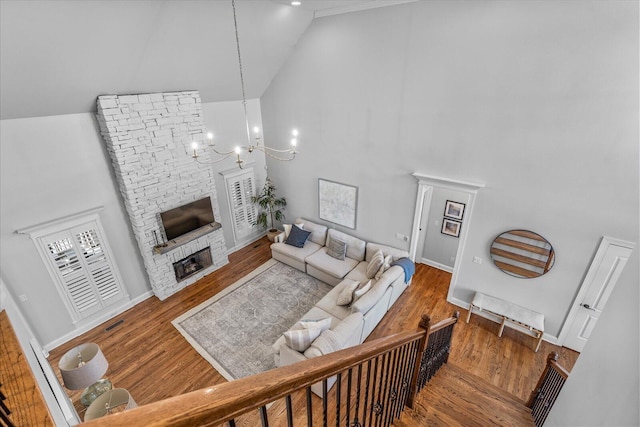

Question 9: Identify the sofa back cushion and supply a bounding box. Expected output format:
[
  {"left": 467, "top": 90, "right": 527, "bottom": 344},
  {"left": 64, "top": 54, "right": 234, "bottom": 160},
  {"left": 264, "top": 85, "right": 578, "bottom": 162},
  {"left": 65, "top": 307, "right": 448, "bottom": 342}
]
[
  {"left": 328, "top": 229, "right": 366, "bottom": 261},
  {"left": 366, "top": 242, "right": 409, "bottom": 262},
  {"left": 295, "top": 218, "right": 328, "bottom": 246}
]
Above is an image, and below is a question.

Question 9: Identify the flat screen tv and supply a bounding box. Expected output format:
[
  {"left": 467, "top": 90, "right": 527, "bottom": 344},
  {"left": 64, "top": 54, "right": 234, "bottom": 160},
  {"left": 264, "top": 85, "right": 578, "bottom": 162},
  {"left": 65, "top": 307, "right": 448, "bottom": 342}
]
[{"left": 160, "top": 197, "right": 215, "bottom": 241}]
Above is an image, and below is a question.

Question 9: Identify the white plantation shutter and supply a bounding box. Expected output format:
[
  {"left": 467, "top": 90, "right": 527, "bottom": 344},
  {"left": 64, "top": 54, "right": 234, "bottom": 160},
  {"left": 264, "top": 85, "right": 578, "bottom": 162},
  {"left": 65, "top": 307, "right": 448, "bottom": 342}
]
[
  {"left": 20, "top": 208, "right": 127, "bottom": 323},
  {"left": 224, "top": 168, "right": 257, "bottom": 242}
]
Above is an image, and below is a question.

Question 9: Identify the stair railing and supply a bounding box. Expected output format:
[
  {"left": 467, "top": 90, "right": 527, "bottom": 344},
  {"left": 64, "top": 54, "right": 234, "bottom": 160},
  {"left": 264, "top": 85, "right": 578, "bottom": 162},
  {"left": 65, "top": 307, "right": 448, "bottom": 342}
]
[
  {"left": 83, "top": 311, "right": 459, "bottom": 427},
  {"left": 527, "top": 351, "right": 570, "bottom": 426}
]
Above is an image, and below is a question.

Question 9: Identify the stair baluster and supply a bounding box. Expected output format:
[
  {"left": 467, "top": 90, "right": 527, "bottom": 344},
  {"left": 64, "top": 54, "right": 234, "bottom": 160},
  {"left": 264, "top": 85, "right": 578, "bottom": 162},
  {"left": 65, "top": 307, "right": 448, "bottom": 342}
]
[{"left": 527, "top": 351, "right": 570, "bottom": 426}]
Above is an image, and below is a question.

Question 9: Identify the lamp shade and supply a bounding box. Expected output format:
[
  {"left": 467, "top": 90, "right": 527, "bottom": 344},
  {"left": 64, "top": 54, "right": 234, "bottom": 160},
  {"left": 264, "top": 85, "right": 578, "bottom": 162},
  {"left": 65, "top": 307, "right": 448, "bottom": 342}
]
[
  {"left": 84, "top": 388, "right": 137, "bottom": 420},
  {"left": 59, "top": 343, "right": 108, "bottom": 390}
]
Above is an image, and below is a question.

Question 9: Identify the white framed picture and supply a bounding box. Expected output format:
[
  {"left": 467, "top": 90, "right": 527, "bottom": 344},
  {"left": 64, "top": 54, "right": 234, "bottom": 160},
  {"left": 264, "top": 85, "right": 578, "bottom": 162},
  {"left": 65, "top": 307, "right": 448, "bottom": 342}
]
[
  {"left": 444, "top": 200, "right": 466, "bottom": 220},
  {"left": 318, "top": 178, "right": 358, "bottom": 229},
  {"left": 441, "top": 218, "right": 462, "bottom": 237}
]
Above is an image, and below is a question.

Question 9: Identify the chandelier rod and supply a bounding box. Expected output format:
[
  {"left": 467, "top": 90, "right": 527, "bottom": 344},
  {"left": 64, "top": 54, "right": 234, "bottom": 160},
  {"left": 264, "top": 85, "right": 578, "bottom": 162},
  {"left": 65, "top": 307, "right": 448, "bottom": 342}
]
[{"left": 231, "top": 0, "right": 252, "bottom": 148}]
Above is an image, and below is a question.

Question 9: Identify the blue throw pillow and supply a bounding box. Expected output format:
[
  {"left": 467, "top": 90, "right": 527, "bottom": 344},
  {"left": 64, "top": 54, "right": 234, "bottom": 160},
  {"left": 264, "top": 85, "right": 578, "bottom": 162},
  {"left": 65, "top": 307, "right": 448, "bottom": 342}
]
[{"left": 285, "top": 224, "right": 311, "bottom": 248}]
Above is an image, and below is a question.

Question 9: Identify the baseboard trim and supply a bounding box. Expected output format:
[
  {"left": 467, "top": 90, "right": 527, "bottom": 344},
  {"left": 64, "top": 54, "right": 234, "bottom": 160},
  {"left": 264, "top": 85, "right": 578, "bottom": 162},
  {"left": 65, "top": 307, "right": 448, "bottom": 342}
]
[
  {"left": 226, "top": 233, "right": 267, "bottom": 255},
  {"left": 419, "top": 258, "right": 454, "bottom": 273},
  {"left": 447, "top": 295, "right": 559, "bottom": 345},
  {"left": 44, "top": 291, "right": 154, "bottom": 351}
]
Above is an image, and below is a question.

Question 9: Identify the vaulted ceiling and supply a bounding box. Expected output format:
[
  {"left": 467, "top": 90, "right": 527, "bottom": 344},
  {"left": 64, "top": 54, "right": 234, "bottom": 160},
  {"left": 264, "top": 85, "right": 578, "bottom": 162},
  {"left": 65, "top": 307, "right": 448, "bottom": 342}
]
[{"left": 0, "top": 0, "right": 414, "bottom": 120}]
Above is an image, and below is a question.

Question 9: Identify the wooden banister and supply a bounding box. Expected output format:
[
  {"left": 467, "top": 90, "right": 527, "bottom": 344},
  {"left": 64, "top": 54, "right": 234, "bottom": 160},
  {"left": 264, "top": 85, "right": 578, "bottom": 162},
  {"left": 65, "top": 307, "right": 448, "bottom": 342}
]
[
  {"left": 527, "top": 351, "right": 571, "bottom": 427},
  {"left": 84, "top": 330, "right": 423, "bottom": 427},
  {"left": 83, "top": 312, "right": 460, "bottom": 427}
]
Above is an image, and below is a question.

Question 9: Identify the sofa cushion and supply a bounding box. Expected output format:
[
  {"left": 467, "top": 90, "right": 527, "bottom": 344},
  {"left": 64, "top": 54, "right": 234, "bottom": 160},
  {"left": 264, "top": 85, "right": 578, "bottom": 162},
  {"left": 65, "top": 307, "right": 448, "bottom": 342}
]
[
  {"left": 271, "top": 240, "right": 322, "bottom": 264},
  {"left": 295, "top": 218, "right": 328, "bottom": 246},
  {"left": 300, "top": 317, "right": 332, "bottom": 332},
  {"left": 326, "top": 236, "right": 347, "bottom": 260},
  {"left": 366, "top": 243, "right": 409, "bottom": 262},
  {"left": 336, "top": 279, "right": 360, "bottom": 306},
  {"left": 327, "top": 229, "right": 366, "bottom": 261},
  {"left": 303, "top": 329, "right": 341, "bottom": 358},
  {"left": 315, "top": 279, "right": 357, "bottom": 320},
  {"left": 366, "top": 249, "right": 385, "bottom": 278},
  {"left": 306, "top": 248, "right": 360, "bottom": 280},
  {"left": 303, "top": 312, "right": 364, "bottom": 358},
  {"left": 285, "top": 224, "right": 312, "bottom": 248},
  {"left": 284, "top": 327, "right": 322, "bottom": 352}
]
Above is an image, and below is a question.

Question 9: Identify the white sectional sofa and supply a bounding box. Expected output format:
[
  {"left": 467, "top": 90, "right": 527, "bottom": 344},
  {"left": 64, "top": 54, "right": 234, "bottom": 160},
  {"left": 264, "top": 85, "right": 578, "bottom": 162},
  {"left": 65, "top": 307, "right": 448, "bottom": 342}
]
[{"left": 271, "top": 218, "right": 414, "bottom": 396}]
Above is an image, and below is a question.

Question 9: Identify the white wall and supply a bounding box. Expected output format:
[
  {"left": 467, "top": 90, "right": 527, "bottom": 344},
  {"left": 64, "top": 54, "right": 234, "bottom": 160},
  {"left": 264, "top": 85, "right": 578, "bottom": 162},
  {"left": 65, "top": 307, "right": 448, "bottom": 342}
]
[
  {"left": 0, "top": 113, "right": 150, "bottom": 345},
  {"left": 0, "top": 99, "right": 266, "bottom": 347},
  {"left": 260, "top": 1, "right": 638, "bottom": 424}
]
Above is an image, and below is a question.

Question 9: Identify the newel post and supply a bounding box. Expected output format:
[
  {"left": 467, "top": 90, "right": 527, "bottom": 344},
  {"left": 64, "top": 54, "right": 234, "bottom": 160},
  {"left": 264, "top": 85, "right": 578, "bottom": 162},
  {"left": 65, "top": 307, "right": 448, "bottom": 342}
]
[{"left": 406, "top": 314, "right": 431, "bottom": 409}]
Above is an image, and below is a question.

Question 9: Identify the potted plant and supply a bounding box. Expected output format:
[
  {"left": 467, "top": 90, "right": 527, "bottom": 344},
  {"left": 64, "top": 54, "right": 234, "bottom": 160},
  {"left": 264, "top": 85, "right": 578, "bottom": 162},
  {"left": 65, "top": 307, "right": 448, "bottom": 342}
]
[{"left": 251, "top": 178, "right": 287, "bottom": 242}]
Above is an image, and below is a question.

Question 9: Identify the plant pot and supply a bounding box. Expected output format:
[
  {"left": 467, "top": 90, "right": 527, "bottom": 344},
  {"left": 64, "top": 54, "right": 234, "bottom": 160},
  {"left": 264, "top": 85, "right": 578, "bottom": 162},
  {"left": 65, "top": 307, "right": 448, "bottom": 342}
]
[{"left": 266, "top": 229, "right": 280, "bottom": 242}]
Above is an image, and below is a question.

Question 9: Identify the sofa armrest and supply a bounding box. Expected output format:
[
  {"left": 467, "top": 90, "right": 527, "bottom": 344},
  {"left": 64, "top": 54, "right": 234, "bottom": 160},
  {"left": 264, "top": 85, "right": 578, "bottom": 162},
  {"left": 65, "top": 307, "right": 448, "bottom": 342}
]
[
  {"left": 274, "top": 231, "right": 286, "bottom": 243},
  {"left": 279, "top": 343, "right": 310, "bottom": 367}
]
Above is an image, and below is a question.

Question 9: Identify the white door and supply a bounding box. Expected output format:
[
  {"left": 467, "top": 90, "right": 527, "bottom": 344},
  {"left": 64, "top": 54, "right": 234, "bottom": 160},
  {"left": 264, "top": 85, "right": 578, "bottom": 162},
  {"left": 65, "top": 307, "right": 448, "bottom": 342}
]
[{"left": 562, "top": 237, "right": 635, "bottom": 352}]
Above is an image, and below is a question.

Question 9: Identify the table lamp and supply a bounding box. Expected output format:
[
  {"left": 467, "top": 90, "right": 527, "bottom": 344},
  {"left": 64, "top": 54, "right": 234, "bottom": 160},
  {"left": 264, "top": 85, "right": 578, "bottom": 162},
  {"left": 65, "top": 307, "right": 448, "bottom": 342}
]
[
  {"left": 84, "top": 388, "right": 137, "bottom": 420},
  {"left": 59, "top": 343, "right": 112, "bottom": 406}
]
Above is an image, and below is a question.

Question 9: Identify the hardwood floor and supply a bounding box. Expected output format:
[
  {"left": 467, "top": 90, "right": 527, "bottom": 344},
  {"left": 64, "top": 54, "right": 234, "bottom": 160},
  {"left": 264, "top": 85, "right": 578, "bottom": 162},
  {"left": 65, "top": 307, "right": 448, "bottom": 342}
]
[
  {"left": 47, "top": 236, "right": 578, "bottom": 423},
  {"left": 0, "top": 311, "right": 55, "bottom": 426}
]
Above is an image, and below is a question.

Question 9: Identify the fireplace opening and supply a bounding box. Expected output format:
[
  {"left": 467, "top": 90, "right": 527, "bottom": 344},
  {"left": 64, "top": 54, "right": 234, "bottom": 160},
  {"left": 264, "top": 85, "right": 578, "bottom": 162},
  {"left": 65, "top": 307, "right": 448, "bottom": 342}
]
[{"left": 174, "top": 247, "right": 212, "bottom": 282}]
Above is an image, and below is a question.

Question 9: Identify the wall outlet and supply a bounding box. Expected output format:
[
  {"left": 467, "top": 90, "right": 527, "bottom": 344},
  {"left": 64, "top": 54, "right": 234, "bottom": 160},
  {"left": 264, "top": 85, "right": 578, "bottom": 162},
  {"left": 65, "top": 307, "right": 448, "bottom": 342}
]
[
  {"left": 19, "top": 294, "right": 28, "bottom": 302},
  {"left": 396, "top": 232, "right": 409, "bottom": 242},
  {"left": 450, "top": 256, "right": 456, "bottom": 263},
  {"left": 473, "top": 256, "right": 482, "bottom": 265}
]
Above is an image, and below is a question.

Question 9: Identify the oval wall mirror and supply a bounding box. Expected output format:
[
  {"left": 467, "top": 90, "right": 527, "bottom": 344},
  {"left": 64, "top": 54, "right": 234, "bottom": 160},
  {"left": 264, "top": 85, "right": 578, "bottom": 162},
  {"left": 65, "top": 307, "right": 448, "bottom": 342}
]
[{"left": 490, "top": 230, "right": 555, "bottom": 278}]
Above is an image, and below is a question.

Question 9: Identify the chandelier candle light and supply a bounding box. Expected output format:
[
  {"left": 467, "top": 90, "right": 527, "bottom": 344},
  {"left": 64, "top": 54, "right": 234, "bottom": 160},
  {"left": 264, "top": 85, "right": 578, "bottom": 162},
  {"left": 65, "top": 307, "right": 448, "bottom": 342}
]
[{"left": 191, "top": 0, "right": 299, "bottom": 169}]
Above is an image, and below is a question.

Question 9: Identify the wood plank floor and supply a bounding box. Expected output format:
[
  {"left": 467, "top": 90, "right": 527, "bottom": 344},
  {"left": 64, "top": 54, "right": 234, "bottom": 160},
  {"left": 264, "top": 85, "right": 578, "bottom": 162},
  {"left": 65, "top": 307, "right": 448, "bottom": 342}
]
[
  {"left": 396, "top": 364, "right": 535, "bottom": 427},
  {"left": 47, "top": 236, "right": 578, "bottom": 423},
  {"left": 0, "top": 311, "right": 55, "bottom": 426}
]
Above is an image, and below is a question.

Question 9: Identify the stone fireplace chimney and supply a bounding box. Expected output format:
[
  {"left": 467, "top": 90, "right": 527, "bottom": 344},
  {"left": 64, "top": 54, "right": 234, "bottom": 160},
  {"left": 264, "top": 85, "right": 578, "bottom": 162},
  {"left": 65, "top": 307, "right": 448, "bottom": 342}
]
[{"left": 96, "top": 91, "right": 228, "bottom": 300}]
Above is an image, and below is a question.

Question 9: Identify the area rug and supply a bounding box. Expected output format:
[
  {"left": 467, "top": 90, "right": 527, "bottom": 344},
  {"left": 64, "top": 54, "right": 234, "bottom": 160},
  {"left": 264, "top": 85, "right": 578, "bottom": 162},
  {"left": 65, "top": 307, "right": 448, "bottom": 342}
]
[{"left": 172, "top": 259, "right": 332, "bottom": 381}]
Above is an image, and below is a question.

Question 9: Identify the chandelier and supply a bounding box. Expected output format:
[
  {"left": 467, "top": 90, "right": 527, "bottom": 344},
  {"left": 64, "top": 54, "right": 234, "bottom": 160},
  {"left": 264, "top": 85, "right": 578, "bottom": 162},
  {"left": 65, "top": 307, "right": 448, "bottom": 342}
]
[{"left": 191, "top": 0, "right": 299, "bottom": 169}]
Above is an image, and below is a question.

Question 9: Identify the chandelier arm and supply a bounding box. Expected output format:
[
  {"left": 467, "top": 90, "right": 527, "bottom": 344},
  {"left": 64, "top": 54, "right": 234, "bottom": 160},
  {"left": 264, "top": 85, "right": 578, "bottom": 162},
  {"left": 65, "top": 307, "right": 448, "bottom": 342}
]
[
  {"left": 254, "top": 146, "right": 298, "bottom": 154},
  {"left": 262, "top": 150, "right": 297, "bottom": 162},
  {"left": 211, "top": 146, "right": 236, "bottom": 156},
  {"left": 195, "top": 153, "right": 235, "bottom": 164}
]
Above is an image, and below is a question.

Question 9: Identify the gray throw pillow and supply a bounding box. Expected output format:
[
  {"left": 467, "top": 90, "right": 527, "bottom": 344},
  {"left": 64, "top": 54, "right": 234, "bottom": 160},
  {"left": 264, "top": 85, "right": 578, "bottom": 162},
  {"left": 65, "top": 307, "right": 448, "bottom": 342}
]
[{"left": 326, "top": 237, "right": 347, "bottom": 260}]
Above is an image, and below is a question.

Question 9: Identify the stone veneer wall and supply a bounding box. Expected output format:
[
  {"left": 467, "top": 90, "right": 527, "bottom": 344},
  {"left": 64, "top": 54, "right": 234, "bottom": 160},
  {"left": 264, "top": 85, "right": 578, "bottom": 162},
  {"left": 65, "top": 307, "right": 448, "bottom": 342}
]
[{"left": 96, "top": 91, "right": 228, "bottom": 300}]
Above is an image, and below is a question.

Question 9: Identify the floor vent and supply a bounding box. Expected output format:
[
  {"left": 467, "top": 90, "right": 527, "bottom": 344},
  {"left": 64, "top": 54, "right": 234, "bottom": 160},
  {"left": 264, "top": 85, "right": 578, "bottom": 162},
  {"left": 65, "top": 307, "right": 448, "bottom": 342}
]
[{"left": 105, "top": 319, "right": 124, "bottom": 331}]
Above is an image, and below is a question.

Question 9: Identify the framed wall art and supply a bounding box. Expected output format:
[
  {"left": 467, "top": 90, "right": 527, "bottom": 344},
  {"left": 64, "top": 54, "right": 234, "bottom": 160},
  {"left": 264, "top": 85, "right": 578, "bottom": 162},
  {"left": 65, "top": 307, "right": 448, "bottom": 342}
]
[
  {"left": 441, "top": 218, "right": 462, "bottom": 238},
  {"left": 444, "top": 200, "right": 466, "bottom": 220},
  {"left": 318, "top": 178, "right": 358, "bottom": 229}
]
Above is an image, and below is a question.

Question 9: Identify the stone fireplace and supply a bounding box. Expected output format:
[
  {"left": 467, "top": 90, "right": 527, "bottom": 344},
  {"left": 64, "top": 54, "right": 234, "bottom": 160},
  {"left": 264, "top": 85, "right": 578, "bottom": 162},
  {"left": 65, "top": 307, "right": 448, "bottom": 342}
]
[{"left": 96, "top": 91, "right": 228, "bottom": 300}]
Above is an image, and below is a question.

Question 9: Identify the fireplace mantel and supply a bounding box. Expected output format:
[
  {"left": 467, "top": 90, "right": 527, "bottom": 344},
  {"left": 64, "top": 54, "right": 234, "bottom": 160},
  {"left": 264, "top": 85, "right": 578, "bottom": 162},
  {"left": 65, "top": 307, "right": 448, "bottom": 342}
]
[{"left": 153, "top": 222, "right": 222, "bottom": 255}]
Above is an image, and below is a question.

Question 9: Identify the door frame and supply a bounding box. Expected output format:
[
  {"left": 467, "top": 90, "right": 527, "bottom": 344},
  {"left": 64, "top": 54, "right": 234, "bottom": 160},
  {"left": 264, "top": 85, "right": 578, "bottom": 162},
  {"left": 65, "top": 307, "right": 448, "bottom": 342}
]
[
  {"left": 557, "top": 236, "right": 636, "bottom": 347},
  {"left": 409, "top": 173, "right": 484, "bottom": 301}
]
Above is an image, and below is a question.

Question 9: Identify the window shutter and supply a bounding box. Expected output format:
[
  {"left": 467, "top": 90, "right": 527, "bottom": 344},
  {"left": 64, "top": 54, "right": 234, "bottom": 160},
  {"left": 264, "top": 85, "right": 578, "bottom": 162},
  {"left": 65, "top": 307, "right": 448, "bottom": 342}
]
[
  {"left": 20, "top": 209, "right": 127, "bottom": 324},
  {"left": 47, "top": 236, "right": 100, "bottom": 317},
  {"left": 224, "top": 168, "right": 257, "bottom": 242}
]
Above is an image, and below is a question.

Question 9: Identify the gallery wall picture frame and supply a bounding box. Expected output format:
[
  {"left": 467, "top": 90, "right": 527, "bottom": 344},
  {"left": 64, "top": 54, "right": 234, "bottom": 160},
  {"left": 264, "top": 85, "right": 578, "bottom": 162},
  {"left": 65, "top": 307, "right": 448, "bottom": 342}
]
[
  {"left": 318, "top": 178, "right": 358, "bottom": 229},
  {"left": 441, "top": 218, "right": 462, "bottom": 238},
  {"left": 444, "top": 200, "right": 466, "bottom": 220}
]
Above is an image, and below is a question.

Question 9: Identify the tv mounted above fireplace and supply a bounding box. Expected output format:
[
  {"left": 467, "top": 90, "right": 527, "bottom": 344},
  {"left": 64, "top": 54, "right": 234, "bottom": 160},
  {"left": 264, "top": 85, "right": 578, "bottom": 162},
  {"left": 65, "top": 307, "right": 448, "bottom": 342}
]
[{"left": 160, "top": 197, "right": 215, "bottom": 241}]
